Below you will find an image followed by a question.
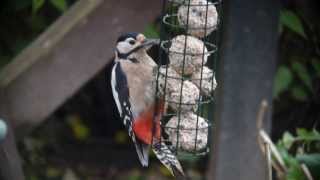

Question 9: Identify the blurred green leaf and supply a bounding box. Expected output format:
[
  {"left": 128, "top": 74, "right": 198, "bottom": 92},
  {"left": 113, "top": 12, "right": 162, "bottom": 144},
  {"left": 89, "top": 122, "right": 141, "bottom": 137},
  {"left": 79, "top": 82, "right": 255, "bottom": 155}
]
[
  {"left": 32, "top": 0, "right": 45, "bottom": 14},
  {"left": 127, "top": 169, "right": 143, "bottom": 180},
  {"left": 297, "top": 154, "right": 320, "bottom": 179},
  {"left": 114, "top": 130, "right": 128, "bottom": 144},
  {"left": 201, "top": 103, "right": 210, "bottom": 118},
  {"left": 282, "top": 131, "right": 295, "bottom": 149},
  {"left": 278, "top": 144, "right": 295, "bottom": 166},
  {"left": 49, "top": 0, "right": 67, "bottom": 12},
  {"left": 46, "top": 167, "right": 62, "bottom": 178},
  {"left": 0, "top": 56, "right": 11, "bottom": 70},
  {"left": 292, "top": 62, "right": 313, "bottom": 91},
  {"left": 313, "top": 129, "right": 320, "bottom": 136},
  {"left": 280, "top": 10, "right": 307, "bottom": 39},
  {"left": 311, "top": 59, "right": 320, "bottom": 77},
  {"left": 286, "top": 163, "right": 306, "bottom": 180},
  {"left": 67, "top": 115, "right": 90, "bottom": 140},
  {"left": 13, "top": 38, "right": 31, "bottom": 55},
  {"left": 273, "top": 66, "right": 293, "bottom": 98},
  {"left": 10, "top": 0, "right": 33, "bottom": 11},
  {"left": 277, "top": 144, "right": 306, "bottom": 180},
  {"left": 143, "top": 24, "right": 160, "bottom": 38},
  {"left": 30, "top": 175, "right": 39, "bottom": 180},
  {"left": 29, "top": 15, "right": 47, "bottom": 32},
  {"left": 159, "top": 165, "right": 172, "bottom": 177},
  {"left": 296, "top": 128, "right": 320, "bottom": 141},
  {"left": 291, "top": 85, "right": 308, "bottom": 101},
  {"left": 277, "top": 129, "right": 320, "bottom": 180},
  {"left": 297, "top": 128, "right": 309, "bottom": 137},
  {"left": 128, "top": 175, "right": 143, "bottom": 180}
]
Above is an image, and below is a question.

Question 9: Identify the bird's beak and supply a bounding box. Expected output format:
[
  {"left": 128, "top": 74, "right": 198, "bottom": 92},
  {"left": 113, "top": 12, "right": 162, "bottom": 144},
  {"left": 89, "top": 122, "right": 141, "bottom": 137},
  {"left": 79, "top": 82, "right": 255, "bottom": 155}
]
[
  {"left": 139, "top": 38, "right": 160, "bottom": 49},
  {"left": 130, "top": 38, "right": 159, "bottom": 54},
  {"left": 136, "top": 34, "right": 159, "bottom": 48}
]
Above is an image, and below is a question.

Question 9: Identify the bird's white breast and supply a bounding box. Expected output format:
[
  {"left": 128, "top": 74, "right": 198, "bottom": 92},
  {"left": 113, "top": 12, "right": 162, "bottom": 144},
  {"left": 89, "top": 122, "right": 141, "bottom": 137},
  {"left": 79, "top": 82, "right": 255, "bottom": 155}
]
[{"left": 120, "top": 60, "right": 156, "bottom": 116}]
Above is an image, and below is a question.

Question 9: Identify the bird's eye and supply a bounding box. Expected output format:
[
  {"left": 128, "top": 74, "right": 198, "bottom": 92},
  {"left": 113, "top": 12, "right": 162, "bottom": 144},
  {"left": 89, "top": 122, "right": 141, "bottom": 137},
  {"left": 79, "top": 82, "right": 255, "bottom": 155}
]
[{"left": 129, "top": 40, "right": 135, "bottom": 45}]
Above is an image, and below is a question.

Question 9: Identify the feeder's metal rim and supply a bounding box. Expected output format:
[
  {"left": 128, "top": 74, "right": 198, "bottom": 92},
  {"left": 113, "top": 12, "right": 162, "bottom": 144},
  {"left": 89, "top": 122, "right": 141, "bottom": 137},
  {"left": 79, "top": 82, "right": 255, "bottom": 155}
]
[
  {"left": 168, "top": 0, "right": 222, "bottom": 6},
  {"left": 163, "top": 126, "right": 210, "bottom": 131},
  {"left": 163, "top": 95, "right": 214, "bottom": 106},
  {"left": 162, "top": 14, "right": 219, "bottom": 31},
  {"left": 159, "top": 74, "right": 213, "bottom": 81},
  {"left": 176, "top": 148, "right": 210, "bottom": 157},
  {"left": 163, "top": 147, "right": 210, "bottom": 157},
  {"left": 157, "top": 141, "right": 210, "bottom": 156},
  {"left": 160, "top": 40, "right": 218, "bottom": 56},
  {"left": 162, "top": 111, "right": 215, "bottom": 118},
  {"left": 158, "top": 67, "right": 214, "bottom": 81},
  {"left": 163, "top": 122, "right": 212, "bottom": 130}
]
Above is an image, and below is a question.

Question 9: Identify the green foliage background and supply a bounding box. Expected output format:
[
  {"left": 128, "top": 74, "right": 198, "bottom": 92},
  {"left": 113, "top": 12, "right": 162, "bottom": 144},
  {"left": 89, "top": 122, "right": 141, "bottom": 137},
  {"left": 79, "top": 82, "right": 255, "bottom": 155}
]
[
  {"left": 273, "top": 2, "right": 320, "bottom": 179},
  {"left": 275, "top": 9, "right": 320, "bottom": 101},
  {"left": 0, "top": 0, "right": 71, "bottom": 70}
]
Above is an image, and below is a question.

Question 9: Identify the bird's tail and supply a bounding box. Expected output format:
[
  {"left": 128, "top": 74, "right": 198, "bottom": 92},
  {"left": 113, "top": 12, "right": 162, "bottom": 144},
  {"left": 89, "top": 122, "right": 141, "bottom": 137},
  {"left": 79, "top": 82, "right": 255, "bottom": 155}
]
[
  {"left": 152, "top": 140, "right": 185, "bottom": 177},
  {"left": 132, "top": 135, "right": 150, "bottom": 167}
]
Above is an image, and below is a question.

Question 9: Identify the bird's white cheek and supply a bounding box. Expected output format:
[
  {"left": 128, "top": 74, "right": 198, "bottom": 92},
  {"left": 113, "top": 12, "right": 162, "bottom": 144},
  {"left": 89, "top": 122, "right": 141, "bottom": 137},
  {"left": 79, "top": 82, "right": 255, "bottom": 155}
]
[{"left": 117, "top": 42, "right": 131, "bottom": 54}]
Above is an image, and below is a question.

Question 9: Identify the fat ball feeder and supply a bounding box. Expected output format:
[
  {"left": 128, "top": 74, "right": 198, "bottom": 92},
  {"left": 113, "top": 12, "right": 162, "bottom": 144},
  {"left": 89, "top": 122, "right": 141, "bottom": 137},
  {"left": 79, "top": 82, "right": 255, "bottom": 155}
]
[{"left": 153, "top": 0, "right": 221, "bottom": 161}]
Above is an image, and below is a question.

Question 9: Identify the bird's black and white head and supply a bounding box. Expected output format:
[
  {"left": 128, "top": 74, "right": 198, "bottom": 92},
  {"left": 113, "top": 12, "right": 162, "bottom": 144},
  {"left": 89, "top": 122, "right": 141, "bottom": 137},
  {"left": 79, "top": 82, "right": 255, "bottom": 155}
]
[{"left": 115, "top": 32, "right": 158, "bottom": 61}]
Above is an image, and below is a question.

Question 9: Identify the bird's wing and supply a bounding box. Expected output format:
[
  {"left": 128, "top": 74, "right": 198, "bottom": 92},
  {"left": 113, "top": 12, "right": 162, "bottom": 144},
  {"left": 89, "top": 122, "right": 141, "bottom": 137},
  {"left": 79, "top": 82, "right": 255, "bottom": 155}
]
[{"left": 111, "top": 61, "right": 150, "bottom": 166}]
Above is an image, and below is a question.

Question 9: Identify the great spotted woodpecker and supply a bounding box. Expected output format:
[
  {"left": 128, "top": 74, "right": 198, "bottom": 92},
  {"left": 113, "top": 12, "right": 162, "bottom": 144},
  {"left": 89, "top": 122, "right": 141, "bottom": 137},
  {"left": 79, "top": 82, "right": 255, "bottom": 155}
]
[{"left": 110, "top": 32, "right": 184, "bottom": 176}]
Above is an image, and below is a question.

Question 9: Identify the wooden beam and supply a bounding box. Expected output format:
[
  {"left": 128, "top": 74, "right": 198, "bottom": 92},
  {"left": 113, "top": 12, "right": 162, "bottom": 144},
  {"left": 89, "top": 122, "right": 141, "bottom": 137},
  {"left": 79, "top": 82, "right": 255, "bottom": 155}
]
[
  {"left": 0, "top": 0, "right": 161, "bottom": 136},
  {"left": 0, "top": 0, "right": 103, "bottom": 88},
  {"left": 206, "top": 0, "right": 279, "bottom": 179}
]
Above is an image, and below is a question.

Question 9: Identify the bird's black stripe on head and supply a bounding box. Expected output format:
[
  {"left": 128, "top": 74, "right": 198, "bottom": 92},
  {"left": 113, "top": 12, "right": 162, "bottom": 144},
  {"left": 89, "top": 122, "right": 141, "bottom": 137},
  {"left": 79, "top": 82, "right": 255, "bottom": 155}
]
[
  {"left": 116, "top": 49, "right": 139, "bottom": 63},
  {"left": 117, "top": 32, "right": 139, "bottom": 43}
]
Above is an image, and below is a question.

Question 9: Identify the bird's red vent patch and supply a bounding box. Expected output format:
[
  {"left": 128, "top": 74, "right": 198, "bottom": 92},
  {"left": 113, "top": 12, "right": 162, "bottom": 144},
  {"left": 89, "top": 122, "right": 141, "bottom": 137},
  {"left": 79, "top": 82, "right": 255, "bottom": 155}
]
[{"left": 132, "top": 100, "right": 164, "bottom": 144}]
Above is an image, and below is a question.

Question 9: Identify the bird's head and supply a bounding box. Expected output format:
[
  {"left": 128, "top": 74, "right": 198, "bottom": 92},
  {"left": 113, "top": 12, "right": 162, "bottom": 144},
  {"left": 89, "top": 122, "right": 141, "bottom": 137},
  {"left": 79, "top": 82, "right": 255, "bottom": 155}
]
[{"left": 115, "top": 32, "right": 158, "bottom": 60}]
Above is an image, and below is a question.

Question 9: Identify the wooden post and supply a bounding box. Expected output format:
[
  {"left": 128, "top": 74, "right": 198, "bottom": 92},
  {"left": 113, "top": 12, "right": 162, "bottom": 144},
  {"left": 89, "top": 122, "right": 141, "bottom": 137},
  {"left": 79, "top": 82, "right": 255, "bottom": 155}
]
[
  {"left": 0, "top": 91, "right": 24, "bottom": 180},
  {"left": 206, "top": 0, "right": 279, "bottom": 179},
  {"left": 0, "top": 124, "right": 24, "bottom": 180}
]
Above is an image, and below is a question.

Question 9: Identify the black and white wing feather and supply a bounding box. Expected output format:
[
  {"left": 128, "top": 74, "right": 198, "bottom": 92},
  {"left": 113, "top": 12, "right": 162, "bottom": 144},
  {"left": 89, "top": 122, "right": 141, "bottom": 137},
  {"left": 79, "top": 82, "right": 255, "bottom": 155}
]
[
  {"left": 152, "top": 140, "right": 185, "bottom": 177},
  {"left": 111, "top": 61, "right": 150, "bottom": 166}
]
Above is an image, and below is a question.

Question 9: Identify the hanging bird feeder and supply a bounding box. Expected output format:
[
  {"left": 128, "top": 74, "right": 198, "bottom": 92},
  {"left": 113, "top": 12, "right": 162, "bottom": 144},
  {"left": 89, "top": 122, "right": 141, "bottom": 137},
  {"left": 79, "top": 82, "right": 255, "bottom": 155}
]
[{"left": 153, "top": 0, "right": 222, "bottom": 158}]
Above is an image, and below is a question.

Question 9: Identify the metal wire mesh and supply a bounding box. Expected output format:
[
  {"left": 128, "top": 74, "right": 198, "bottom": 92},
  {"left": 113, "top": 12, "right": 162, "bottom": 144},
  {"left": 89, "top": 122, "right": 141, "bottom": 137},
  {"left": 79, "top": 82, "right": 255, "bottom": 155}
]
[{"left": 153, "top": 0, "right": 222, "bottom": 158}]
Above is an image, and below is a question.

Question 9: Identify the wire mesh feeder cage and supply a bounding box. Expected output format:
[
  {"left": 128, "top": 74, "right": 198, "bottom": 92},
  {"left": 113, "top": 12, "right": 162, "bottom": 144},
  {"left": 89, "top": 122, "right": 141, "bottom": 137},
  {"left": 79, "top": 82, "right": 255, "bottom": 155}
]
[{"left": 152, "top": 0, "right": 222, "bottom": 159}]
